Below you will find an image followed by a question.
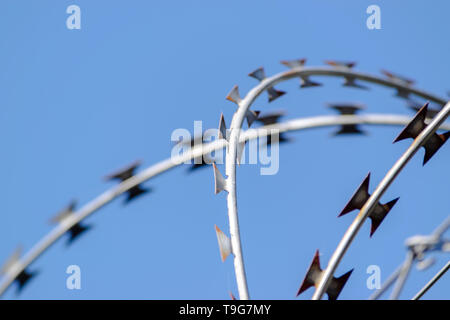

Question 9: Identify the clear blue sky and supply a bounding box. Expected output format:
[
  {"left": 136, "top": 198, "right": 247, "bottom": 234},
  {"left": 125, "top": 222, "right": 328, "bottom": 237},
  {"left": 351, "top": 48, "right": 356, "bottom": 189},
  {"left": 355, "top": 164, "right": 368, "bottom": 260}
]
[{"left": 0, "top": 1, "right": 448, "bottom": 299}]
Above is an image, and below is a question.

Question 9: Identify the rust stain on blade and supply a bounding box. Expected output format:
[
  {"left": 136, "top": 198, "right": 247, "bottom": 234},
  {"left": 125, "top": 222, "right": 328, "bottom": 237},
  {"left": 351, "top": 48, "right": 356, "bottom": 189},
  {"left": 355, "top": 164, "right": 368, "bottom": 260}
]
[
  {"left": 212, "top": 162, "right": 228, "bottom": 194},
  {"left": 296, "top": 250, "right": 353, "bottom": 300},
  {"left": 226, "top": 85, "right": 242, "bottom": 105},
  {"left": 215, "top": 225, "right": 232, "bottom": 262}
]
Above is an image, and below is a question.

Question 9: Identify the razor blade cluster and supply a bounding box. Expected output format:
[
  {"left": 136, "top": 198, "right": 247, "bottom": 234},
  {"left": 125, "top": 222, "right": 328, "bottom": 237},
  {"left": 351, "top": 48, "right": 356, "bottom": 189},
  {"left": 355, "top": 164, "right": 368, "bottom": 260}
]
[
  {"left": 211, "top": 59, "right": 449, "bottom": 300},
  {"left": 2, "top": 59, "right": 448, "bottom": 299},
  {"left": 297, "top": 103, "right": 448, "bottom": 300}
]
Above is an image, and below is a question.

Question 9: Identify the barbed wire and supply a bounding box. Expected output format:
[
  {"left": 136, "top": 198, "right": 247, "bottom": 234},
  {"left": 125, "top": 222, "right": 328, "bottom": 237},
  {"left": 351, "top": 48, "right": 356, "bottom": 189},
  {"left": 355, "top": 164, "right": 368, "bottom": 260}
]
[
  {"left": 1, "top": 61, "right": 449, "bottom": 299},
  {"left": 312, "top": 102, "right": 450, "bottom": 299},
  {"left": 215, "top": 60, "right": 448, "bottom": 299}
]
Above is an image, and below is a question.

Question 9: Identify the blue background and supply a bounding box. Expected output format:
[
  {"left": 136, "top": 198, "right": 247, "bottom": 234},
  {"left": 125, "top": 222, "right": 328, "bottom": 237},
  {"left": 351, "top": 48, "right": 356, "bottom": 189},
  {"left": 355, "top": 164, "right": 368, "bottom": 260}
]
[{"left": 0, "top": 1, "right": 448, "bottom": 299}]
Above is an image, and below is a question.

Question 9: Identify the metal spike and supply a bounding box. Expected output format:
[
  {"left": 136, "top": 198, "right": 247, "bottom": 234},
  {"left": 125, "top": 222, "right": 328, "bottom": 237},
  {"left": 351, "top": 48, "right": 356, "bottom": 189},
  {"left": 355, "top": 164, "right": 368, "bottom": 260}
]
[
  {"left": 245, "top": 110, "right": 260, "bottom": 128},
  {"left": 296, "top": 250, "right": 321, "bottom": 296},
  {"left": 324, "top": 60, "right": 356, "bottom": 69},
  {"left": 124, "top": 185, "right": 150, "bottom": 203},
  {"left": 408, "top": 102, "right": 440, "bottom": 119},
  {"left": 338, "top": 173, "right": 399, "bottom": 237},
  {"left": 175, "top": 135, "right": 210, "bottom": 172},
  {"left": 105, "top": 161, "right": 151, "bottom": 203},
  {"left": 369, "top": 198, "right": 400, "bottom": 236},
  {"left": 280, "top": 58, "right": 307, "bottom": 69},
  {"left": 422, "top": 132, "right": 450, "bottom": 165},
  {"left": 104, "top": 160, "right": 142, "bottom": 182},
  {"left": 264, "top": 132, "right": 292, "bottom": 146},
  {"left": 219, "top": 113, "right": 228, "bottom": 141},
  {"left": 248, "top": 67, "right": 286, "bottom": 102},
  {"left": 297, "top": 250, "right": 353, "bottom": 300},
  {"left": 0, "top": 247, "right": 37, "bottom": 294},
  {"left": 248, "top": 67, "right": 266, "bottom": 81},
  {"left": 381, "top": 69, "right": 414, "bottom": 98},
  {"left": 327, "top": 269, "right": 354, "bottom": 300},
  {"left": 381, "top": 69, "right": 415, "bottom": 85},
  {"left": 66, "top": 223, "right": 92, "bottom": 245},
  {"left": 332, "top": 126, "right": 366, "bottom": 136},
  {"left": 267, "top": 87, "right": 286, "bottom": 102},
  {"left": 215, "top": 225, "right": 232, "bottom": 262},
  {"left": 328, "top": 103, "right": 366, "bottom": 135},
  {"left": 343, "top": 76, "right": 368, "bottom": 90},
  {"left": 394, "top": 103, "right": 429, "bottom": 142},
  {"left": 339, "top": 173, "right": 370, "bottom": 215},
  {"left": 300, "top": 76, "right": 322, "bottom": 88},
  {"left": 394, "top": 103, "right": 450, "bottom": 165},
  {"left": 227, "top": 85, "right": 259, "bottom": 127},
  {"left": 256, "top": 111, "right": 292, "bottom": 145},
  {"left": 212, "top": 163, "right": 228, "bottom": 194},
  {"left": 280, "top": 59, "right": 320, "bottom": 88},
  {"left": 15, "top": 269, "right": 38, "bottom": 294},
  {"left": 50, "top": 201, "right": 92, "bottom": 245},
  {"left": 328, "top": 102, "right": 365, "bottom": 115},
  {"left": 255, "top": 110, "right": 285, "bottom": 126},
  {"left": 236, "top": 140, "right": 246, "bottom": 165},
  {"left": 226, "top": 85, "right": 242, "bottom": 105}
]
